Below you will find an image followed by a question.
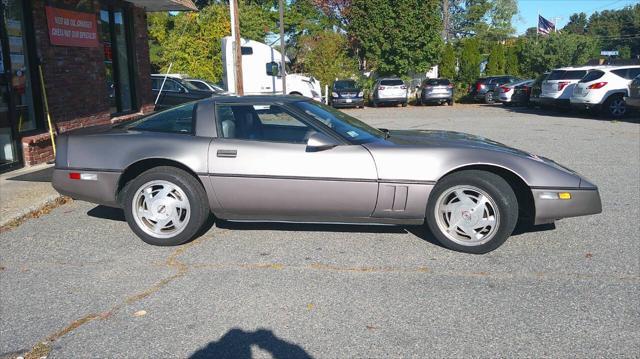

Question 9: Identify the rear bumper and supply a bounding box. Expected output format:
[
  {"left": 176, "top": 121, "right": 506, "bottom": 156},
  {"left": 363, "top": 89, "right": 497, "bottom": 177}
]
[
  {"left": 375, "top": 96, "right": 407, "bottom": 103},
  {"left": 532, "top": 188, "right": 602, "bottom": 225},
  {"left": 539, "top": 97, "right": 570, "bottom": 107},
  {"left": 570, "top": 101, "right": 602, "bottom": 111},
  {"left": 422, "top": 93, "right": 452, "bottom": 102},
  {"left": 624, "top": 96, "right": 640, "bottom": 109},
  {"left": 52, "top": 168, "right": 122, "bottom": 207}
]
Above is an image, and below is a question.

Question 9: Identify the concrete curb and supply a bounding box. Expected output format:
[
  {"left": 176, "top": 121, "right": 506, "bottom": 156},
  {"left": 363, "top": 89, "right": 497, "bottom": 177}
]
[{"left": 0, "top": 194, "right": 63, "bottom": 228}]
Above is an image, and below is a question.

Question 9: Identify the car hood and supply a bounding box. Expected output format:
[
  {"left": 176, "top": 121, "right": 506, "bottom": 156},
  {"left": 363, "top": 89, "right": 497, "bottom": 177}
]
[{"left": 386, "top": 130, "right": 531, "bottom": 156}]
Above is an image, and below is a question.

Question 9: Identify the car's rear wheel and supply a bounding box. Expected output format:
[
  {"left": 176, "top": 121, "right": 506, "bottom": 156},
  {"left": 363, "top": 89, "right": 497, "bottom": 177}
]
[
  {"left": 604, "top": 95, "right": 626, "bottom": 118},
  {"left": 402, "top": 101, "right": 408, "bottom": 107},
  {"left": 484, "top": 91, "right": 495, "bottom": 104},
  {"left": 426, "top": 170, "right": 518, "bottom": 254},
  {"left": 123, "top": 166, "right": 210, "bottom": 246},
  {"left": 447, "top": 100, "right": 453, "bottom": 106}
]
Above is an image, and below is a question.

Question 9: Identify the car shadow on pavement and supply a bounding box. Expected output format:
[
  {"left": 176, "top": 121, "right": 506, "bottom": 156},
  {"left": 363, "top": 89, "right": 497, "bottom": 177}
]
[
  {"left": 189, "top": 328, "right": 313, "bottom": 359},
  {"left": 87, "top": 205, "right": 126, "bottom": 221},
  {"left": 496, "top": 104, "right": 640, "bottom": 124}
]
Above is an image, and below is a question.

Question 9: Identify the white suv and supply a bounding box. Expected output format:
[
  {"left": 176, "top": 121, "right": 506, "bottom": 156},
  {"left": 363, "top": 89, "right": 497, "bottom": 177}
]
[
  {"left": 540, "top": 66, "right": 604, "bottom": 108},
  {"left": 371, "top": 78, "right": 408, "bottom": 107},
  {"left": 570, "top": 66, "right": 640, "bottom": 118}
]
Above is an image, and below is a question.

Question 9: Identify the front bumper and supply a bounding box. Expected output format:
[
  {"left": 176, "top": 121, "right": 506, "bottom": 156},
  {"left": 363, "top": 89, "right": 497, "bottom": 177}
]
[
  {"left": 532, "top": 187, "right": 602, "bottom": 225},
  {"left": 52, "top": 168, "right": 122, "bottom": 207},
  {"left": 332, "top": 98, "right": 364, "bottom": 107}
]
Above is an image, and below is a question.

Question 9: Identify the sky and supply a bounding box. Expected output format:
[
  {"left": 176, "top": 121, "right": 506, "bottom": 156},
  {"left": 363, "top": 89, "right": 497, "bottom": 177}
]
[{"left": 515, "top": 0, "right": 639, "bottom": 34}]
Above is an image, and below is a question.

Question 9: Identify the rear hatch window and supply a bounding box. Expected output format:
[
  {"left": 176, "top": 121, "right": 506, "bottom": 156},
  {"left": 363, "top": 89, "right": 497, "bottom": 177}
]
[
  {"left": 380, "top": 79, "right": 404, "bottom": 86},
  {"left": 547, "top": 70, "right": 587, "bottom": 81},
  {"left": 579, "top": 70, "right": 605, "bottom": 83},
  {"left": 425, "top": 79, "right": 451, "bottom": 86}
]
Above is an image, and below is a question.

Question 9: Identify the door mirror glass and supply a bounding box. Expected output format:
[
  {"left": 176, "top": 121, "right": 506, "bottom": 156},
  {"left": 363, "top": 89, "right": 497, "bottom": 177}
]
[
  {"left": 306, "top": 132, "right": 338, "bottom": 152},
  {"left": 266, "top": 62, "right": 280, "bottom": 77}
]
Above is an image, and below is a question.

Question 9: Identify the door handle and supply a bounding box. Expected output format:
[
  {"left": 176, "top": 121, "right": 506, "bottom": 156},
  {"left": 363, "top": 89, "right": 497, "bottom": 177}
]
[{"left": 217, "top": 149, "right": 237, "bottom": 158}]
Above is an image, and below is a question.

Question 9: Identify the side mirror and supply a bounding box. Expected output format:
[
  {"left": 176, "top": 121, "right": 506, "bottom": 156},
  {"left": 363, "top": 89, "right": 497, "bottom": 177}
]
[
  {"left": 306, "top": 132, "right": 338, "bottom": 152},
  {"left": 266, "top": 62, "right": 279, "bottom": 77}
]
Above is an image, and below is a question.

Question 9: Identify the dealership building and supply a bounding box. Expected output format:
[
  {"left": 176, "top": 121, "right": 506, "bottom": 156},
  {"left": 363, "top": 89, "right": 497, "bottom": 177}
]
[{"left": 1, "top": 0, "right": 196, "bottom": 173}]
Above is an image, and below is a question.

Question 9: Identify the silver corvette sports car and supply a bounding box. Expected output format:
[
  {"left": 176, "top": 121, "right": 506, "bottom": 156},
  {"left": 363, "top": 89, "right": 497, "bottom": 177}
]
[{"left": 52, "top": 96, "right": 601, "bottom": 253}]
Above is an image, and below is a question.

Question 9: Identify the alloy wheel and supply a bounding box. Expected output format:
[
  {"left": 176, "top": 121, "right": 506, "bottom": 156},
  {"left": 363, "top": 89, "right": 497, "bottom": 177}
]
[
  {"left": 609, "top": 98, "right": 626, "bottom": 117},
  {"left": 434, "top": 185, "right": 500, "bottom": 246},
  {"left": 131, "top": 180, "right": 191, "bottom": 239}
]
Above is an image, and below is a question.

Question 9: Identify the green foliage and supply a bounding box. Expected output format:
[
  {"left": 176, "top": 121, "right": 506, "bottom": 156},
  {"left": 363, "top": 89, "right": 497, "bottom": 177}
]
[
  {"left": 348, "top": 0, "right": 443, "bottom": 77},
  {"left": 458, "top": 0, "right": 518, "bottom": 42},
  {"left": 563, "top": 12, "right": 587, "bottom": 35},
  {"left": 294, "top": 31, "right": 358, "bottom": 87},
  {"left": 586, "top": 4, "right": 640, "bottom": 58},
  {"left": 458, "top": 38, "right": 481, "bottom": 85},
  {"left": 504, "top": 45, "right": 519, "bottom": 76},
  {"left": 515, "top": 33, "right": 598, "bottom": 78},
  {"left": 485, "top": 43, "right": 505, "bottom": 75},
  {"left": 439, "top": 43, "right": 457, "bottom": 80},
  {"left": 148, "top": 5, "right": 231, "bottom": 82}
]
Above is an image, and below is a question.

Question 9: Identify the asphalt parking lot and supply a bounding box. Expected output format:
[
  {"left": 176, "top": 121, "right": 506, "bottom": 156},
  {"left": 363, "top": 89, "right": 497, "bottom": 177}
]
[{"left": 1, "top": 104, "right": 638, "bottom": 358}]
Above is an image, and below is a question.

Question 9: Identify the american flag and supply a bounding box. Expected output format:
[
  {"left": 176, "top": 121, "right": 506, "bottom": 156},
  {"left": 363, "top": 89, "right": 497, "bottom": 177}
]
[{"left": 538, "top": 15, "right": 555, "bottom": 35}]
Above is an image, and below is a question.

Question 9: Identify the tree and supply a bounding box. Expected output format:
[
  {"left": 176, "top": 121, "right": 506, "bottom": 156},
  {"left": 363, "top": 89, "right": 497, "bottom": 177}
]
[
  {"left": 456, "top": 0, "right": 518, "bottom": 42},
  {"left": 516, "top": 33, "right": 598, "bottom": 78},
  {"left": 587, "top": 4, "right": 640, "bottom": 58},
  {"left": 348, "top": 0, "right": 443, "bottom": 76},
  {"left": 504, "top": 45, "right": 519, "bottom": 76},
  {"left": 485, "top": 43, "right": 505, "bottom": 75},
  {"left": 148, "top": 5, "right": 231, "bottom": 81},
  {"left": 439, "top": 43, "right": 457, "bottom": 79},
  {"left": 294, "top": 31, "right": 358, "bottom": 87},
  {"left": 458, "top": 38, "right": 481, "bottom": 84},
  {"left": 563, "top": 12, "right": 587, "bottom": 34}
]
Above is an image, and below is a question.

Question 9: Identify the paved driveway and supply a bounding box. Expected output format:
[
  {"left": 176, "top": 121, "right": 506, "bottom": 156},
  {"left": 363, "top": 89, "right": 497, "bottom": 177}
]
[{"left": 1, "top": 104, "right": 638, "bottom": 358}]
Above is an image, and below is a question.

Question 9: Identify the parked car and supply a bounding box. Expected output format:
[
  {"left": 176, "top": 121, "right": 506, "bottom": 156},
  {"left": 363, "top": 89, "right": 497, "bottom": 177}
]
[
  {"left": 570, "top": 66, "right": 640, "bottom": 117},
  {"left": 371, "top": 78, "right": 408, "bottom": 107},
  {"left": 528, "top": 72, "right": 550, "bottom": 107},
  {"left": 52, "top": 95, "right": 602, "bottom": 254},
  {"left": 330, "top": 79, "right": 364, "bottom": 108},
  {"left": 416, "top": 78, "right": 454, "bottom": 106},
  {"left": 539, "top": 66, "right": 604, "bottom": 108},
  {"left": 498, "top": 79, "right": 533, "bottom": 105},
  {"left": 151, "top": 75, "right": 213, "bottom": 110},
  {"left": 625, "top": 74, "right": 640, "bottom": 110},
  {"left": 469, "top": 75, "right": 521, "bottom": 104},
  {"left": 184, "top": 79, "right": 229, "bottom": 95}
]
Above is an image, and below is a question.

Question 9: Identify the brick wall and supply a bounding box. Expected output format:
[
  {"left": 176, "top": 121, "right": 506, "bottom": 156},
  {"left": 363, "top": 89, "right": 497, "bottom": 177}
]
[{"left": 21, "top": 0, "right": 155, "bottom": 166}]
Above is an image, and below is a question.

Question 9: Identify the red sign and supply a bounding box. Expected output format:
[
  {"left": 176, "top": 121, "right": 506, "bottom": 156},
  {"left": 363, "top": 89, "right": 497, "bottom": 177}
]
[{"left": 45, "top": 6, "right": 99, "bottom": 48}]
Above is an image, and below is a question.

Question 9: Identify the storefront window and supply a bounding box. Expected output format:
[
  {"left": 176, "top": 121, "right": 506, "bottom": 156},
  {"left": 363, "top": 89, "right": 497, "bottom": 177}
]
[
  {"left": 100, "top": 6, "right": 134, "bottom": 114},
  {"left": 5, "top": 0, "right": 36, "bottom": 133}
]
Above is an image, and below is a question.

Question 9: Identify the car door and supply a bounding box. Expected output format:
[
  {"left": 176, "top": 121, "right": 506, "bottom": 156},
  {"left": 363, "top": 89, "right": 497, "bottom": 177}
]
[{"left": 208, "top": 102, "right": 379, "bottom": 221}]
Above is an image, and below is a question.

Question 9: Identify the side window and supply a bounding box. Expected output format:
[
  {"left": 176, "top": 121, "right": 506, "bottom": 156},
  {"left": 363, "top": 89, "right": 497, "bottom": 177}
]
[
  {"left": 189, "top": 81, "right": 209, "bottom": 91},
  {"left": 628, "top": 68, "right": 640, "bottom": 80},
  {"left": 216, "top": 104, "right": 313, "bottom": 144},
  {"left": 127, "top": 102, "right": 195, "bottom": 134},
  {"left": 152, "top": 78, "right": 161, "bottom": 90}
]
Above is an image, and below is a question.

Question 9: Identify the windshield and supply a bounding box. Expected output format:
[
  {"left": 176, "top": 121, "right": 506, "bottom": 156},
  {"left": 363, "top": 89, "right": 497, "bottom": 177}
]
[
  {"left": 547, "top": 70, "right": 587, "bottom": 81},
  {"left": 181, "top": 80, "right": 201, "bottom": 91},
  {"left": 380, "top": 79, "right": 404, "bottom": 86},
  {"left": 334, "top": 80, "right": 357, "bottom": 89},
  {"left": 293, "top": 101, "right": 385, "bottom": 144}
]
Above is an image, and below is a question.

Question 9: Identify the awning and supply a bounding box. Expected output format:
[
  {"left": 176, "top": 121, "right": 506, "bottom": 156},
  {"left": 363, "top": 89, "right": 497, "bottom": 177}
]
[{"left": 127, "top": 0, "right": 198, "bottom": 11}]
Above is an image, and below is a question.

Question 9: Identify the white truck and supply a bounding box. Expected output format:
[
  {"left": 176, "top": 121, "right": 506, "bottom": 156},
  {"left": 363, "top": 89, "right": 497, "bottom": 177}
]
[{"left": 221, "top": 36, "right": 322, "bottom": 101}]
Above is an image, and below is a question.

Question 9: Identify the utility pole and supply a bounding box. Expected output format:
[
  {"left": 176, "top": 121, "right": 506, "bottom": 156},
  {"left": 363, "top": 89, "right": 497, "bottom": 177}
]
[
  {"left": 230, "top": 0, "right": 243, "bottom": 95},
  {"left": 279, "top": 0, "right": 286, "bottom": 95}
]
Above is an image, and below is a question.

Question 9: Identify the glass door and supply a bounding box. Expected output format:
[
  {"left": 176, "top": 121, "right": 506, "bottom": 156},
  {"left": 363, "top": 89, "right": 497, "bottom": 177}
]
[{"left": 0, "top": 1, "right": 22, "bottom": 172}]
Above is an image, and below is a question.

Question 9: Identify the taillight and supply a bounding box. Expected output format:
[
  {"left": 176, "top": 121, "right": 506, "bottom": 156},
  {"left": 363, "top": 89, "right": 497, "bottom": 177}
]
[
  {"left": 69, "top": 172, "right": 81, "bottom": 180},
  {"left": 476, "top": 83, "right": 483, "bottom": 91},
  {"left": 448, "top": 84, "right": 453, "bottom": 89},
  {"left": 558, "top": 81, "right": 570, "bottom": 91},
  {"left": 379, "top": 86, "right": 385, "bottom": 90},
  {"left": 500, "top": 86, "right": 511, "bottom": 93},
  {"left": 401, "top": 85, "right": 407, "bottom": 89},
  {"left": 587, "top": 82, "right": 608, "bottom": 89}
]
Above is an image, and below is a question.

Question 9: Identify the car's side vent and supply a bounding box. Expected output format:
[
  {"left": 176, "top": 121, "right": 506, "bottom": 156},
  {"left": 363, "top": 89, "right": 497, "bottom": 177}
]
[{"left": 378, "top": 185, "right": 408, "bottom": 212}]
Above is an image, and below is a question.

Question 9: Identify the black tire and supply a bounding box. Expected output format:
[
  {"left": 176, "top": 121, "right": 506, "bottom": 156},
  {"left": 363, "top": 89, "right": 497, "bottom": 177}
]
[
  {"left": 122, "top": 166, "right": 210, "bottom": 246},
  {"left": 416, "top": 96, "right": 422, "bottom": 106},
  {"left": 448, "top": 100, "right": 454, "bottom": 106},
  {"left": 402, "top": 101, "right": 408, "bottom": 107},
  {"left": 484, "top": 91, "right": 495, "bottom": 104},
  {"left": 603, "top": 94, "right": 627, "bottom": 118},
  {"left": 372, "top": 99, "right": 378, "bottom": 108},
  {"left": 425, "top": 170, "right": 518, "bottom": 254}
]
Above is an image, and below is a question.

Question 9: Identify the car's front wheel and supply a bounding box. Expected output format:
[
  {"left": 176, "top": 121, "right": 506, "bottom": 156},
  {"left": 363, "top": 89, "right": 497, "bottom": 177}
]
[
  {"left": 426, "top": 170, "right": 518, "bottom": 254},
  {"left": 123, "top": 166, "right": 210, "bottom": 246}
]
